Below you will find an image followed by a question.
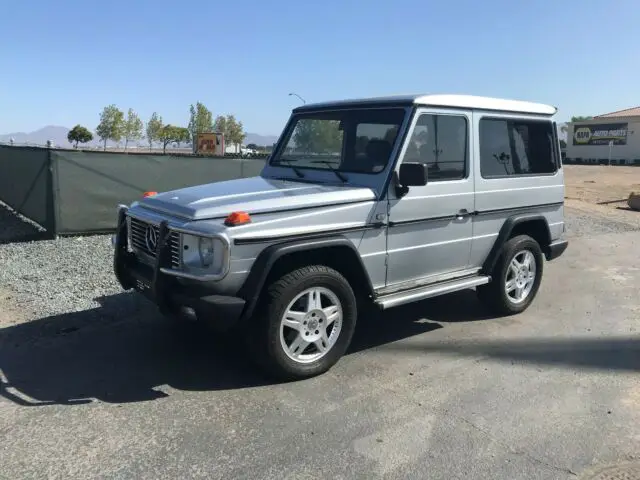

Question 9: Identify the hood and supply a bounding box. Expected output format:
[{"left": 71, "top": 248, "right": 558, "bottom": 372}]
[{"left": 137, "top": 176, "right": 376, "bottom": 221}]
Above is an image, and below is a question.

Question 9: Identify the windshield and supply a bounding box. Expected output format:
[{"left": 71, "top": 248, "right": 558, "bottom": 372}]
[{"left": 270, "top": 108, "right": 406, "bottom": 174}]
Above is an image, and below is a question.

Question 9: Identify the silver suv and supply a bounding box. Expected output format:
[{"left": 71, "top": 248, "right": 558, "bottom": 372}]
[{"left": 113, "top": 94, "right": 568, "bottom": 380}]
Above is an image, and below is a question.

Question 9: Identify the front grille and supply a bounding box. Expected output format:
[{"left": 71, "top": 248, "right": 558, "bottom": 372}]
[{"left": 129, "top": 217, "right": 181, "bottom": 269}]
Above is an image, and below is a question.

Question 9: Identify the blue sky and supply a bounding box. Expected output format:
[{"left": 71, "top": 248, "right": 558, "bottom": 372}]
[{"left": 1, "top": 0, "right": 639, "bottom": 135}]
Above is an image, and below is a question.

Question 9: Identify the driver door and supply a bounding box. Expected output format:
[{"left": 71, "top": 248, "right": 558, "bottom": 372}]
[{"left": 385, "top": 108, "right": 475, "bottom": 287}]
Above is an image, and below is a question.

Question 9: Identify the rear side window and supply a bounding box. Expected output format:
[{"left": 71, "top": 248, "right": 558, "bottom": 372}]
[{"left": 479, "top": 118, "right": 557, "bottom": 178}]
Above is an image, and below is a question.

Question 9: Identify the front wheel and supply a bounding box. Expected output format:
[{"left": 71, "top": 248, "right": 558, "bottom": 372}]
[
  {"left": 252, "top": 265, "right": 358, "bottom": 381},
  {"left": 477, "top": 234, "right": 544, "bottom": 315}
]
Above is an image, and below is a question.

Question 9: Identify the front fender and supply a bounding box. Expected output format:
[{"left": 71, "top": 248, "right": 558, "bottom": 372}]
[{"left": 237, "top": 235, "right": 373, "bottom": 321}]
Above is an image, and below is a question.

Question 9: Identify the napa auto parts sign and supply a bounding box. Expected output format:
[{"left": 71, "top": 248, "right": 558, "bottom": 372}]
[{"left": 573, "top": 123, "right": 628, "bottom": 146}]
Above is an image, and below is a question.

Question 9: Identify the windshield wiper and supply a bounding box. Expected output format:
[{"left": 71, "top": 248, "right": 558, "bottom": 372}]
[
  {"left": 275, "top": 158, "right": 304, "bottom": 178},
  {"left": 311, "top": 160, "right": 347, "bottom": 182}
]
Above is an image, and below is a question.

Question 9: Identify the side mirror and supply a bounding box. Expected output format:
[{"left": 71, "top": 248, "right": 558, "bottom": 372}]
[{"left": 399, "top": 162, "right": 428, "bottom": 187}]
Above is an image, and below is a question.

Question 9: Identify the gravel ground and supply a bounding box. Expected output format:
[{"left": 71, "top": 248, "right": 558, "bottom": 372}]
[
  {"left": 564, "top": 209, "right": 640, "bottom": 236},
  {"left": 0, "top": 203, "right": 150, "bottom": 340},
  {"left": 0, "top": 232, "right": 126, "bottom": 318},
  {"left": 0, "top": 201, "right": 638, "bottom": 326}
]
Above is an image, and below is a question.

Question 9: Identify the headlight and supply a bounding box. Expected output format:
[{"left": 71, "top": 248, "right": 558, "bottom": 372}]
[
  {"left": 181, "top": 234, "right": 227, "bottom": 274},
  {"left": 198, "top": 237, "right": 215, "bottom": 267}
]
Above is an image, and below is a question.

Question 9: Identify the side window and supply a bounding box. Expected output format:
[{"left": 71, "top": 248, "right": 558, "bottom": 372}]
[
  {"left": 403, "top": 114, "right": 467, "bottom": 181},
  {"left": 479, "top": 118, "right": 557, "bottom": 178}
]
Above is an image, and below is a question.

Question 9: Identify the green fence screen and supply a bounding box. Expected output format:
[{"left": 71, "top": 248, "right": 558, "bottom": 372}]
[
  {"left": 0, "top": 145, "right": 55, "bottom": 233},
  {"left": 51, "top": 150, "right": 266, "bottom": 234}
]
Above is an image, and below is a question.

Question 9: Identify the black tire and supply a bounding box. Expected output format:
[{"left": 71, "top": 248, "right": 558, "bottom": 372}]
[
  {"left": 477, "top": 234, "right": 544, "bottom": 316},
  {"left": 251, "top": 265, "right": 357, "bottom": 381}
]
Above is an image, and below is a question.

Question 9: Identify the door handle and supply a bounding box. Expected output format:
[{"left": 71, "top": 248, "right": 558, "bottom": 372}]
[{"left": 456, "top": 209, "right": 469, "bottom": 220}]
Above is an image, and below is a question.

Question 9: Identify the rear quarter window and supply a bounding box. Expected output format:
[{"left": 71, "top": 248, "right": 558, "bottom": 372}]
[{"left": 479, "top": 118, "right": 558, "bottom": 178}]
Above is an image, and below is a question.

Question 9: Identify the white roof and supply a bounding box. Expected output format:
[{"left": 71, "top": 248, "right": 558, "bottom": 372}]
[
  {"left": 296, "top": 94, "right": 557, "bottom": 116},
  {"left": 414, "top": 94, "right": 557, "bottom": 115}
]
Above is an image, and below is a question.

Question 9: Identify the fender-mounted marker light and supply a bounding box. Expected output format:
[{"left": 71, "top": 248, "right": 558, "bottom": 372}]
[
  {"left": 224, "top": 211, "right": 251, "bottom": 227},
  {"left": 143, "top": 191, "right": 158, "bottom": 198}
]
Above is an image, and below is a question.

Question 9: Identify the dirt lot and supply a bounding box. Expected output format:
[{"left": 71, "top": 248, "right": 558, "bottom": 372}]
[
  {"left": 564, "top": 165, "right": 640, "bottom": 225},
  {"left": 0, "top": 166, "right": 639, "bottom": 479}
]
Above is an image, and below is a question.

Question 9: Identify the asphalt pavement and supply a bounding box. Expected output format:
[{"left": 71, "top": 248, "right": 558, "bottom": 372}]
[{"left": 0, "top": 209, "right": 639, "bottom": 479}]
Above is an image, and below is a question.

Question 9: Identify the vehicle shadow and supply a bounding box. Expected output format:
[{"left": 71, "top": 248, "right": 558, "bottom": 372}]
[
  {"left": 0, "top": 292, "right": 269, "bottom": 406},
  {"left": 377, "top": 336, "right": 640, "bottom": 372},
  {"left": 0, "top": 290, "right": 487, "bottom": 406},
  {"left": 1, "top": 289, "right": 637, "bottom": 407},
  {"left": 348, "top": 289, "right": 493, "bottom": 353}
]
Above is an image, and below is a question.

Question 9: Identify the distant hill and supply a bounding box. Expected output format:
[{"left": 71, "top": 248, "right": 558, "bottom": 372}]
[
  {"left": 0, "top": 126, "right": 71, "bottom": 147},
  {"left": 0, "top": 126, "right": 279, "bottom": 148},
  {"left": 243, "top": 133, "right": 278, "bottom": 147}
]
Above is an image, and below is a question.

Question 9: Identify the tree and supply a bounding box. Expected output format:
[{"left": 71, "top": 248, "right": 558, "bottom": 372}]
[
  {"left": 146, "top": 112, "right": 163, "bottom": 150},
  {"left": 96, "top": 104, "right": 124, "bottom": 151},
  {"left": 293, "top": 119, "right": 342, "bottom": 153},
  {"left": 123, "top": 108, "right": 144, "bottom": 151},
  {"left": 214, "top": 115, "right": 231, "bottom": 151},
  {"left": 212, "top": 114, "right": 246, "bottom": 153},
  {"left": 67, "top": 124, "right": 93, "bottom": 148},
  {"left": 561, "top": 116, "right": 593, "bottom": 135},
  {"left": 559, "top": 139, "right": 567, "bottom": 148},
  {"left": 188, "top": 102, "right": 214, "bottom": 143},
  {"left": 213, "top": 115, "right": 228, "bottom": 137},
  {"left": 226, "top": 115, "right": 246, "bottom": 151},
  {"left": 158, "top": 125, "right": 190, "bottom": 153},
  {"left": 292, "top": 119, "right": 317, "bottom": 152}
]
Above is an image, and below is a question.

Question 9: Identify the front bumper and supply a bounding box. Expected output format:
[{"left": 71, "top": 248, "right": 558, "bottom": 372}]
[{"left": 113, "top": 208, "right": 245, "bottom": 330}]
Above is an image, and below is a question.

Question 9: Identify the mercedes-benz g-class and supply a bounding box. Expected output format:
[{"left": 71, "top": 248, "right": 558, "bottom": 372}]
[{"left": 113, "top": 94, "right": 568, "bottom": 380}]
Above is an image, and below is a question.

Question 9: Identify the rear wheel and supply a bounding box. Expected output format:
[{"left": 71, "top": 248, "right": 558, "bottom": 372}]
[
  {"left": 252, "top": 265, "right": 357, "bottom": 380},
  {"left": 477, "top": 234, "right": 543, "bottom": 315}
]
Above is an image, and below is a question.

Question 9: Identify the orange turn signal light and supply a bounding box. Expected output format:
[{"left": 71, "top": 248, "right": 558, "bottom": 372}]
[
  {"left": 143, "top": 191, "right": 158, "bottom": 198},
  {"left": 224, "top": 211, "right": 251, "bottom": 227}
]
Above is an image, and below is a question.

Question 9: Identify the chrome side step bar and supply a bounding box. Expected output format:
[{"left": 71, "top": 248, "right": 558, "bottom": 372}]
[{"left": 375, "top": 275, "right": 491, "bottom": 310}]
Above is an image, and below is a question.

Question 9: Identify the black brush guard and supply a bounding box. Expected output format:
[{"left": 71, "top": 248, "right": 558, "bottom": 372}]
[{"left": 113, "top": 207, "right": 246, "bottom": 330}]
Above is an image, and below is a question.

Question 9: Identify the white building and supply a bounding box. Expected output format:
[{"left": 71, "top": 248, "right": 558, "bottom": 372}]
[{"left": 565, "top": 106, "right": 640, "bottom": 165}]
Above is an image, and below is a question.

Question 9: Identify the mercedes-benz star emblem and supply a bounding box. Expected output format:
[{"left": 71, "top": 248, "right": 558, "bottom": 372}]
[{"left": 145, "top": 225, "right": 158, "bottom": 252}]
